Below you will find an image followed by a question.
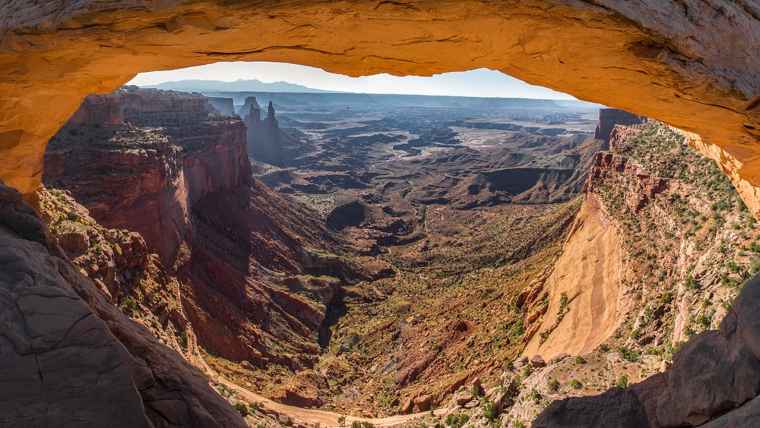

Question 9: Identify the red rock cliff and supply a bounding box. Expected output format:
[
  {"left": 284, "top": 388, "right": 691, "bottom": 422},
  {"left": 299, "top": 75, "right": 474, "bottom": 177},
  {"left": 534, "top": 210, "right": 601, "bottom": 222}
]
[
  {"left": 44, "top": 87, "right": 251, "bottom": 266},
  {"left": 42, "top": 87, "right": 382, "bottom": 375},
  {"left": 586, "top": 126, "right": 669, "bottom": 212}
]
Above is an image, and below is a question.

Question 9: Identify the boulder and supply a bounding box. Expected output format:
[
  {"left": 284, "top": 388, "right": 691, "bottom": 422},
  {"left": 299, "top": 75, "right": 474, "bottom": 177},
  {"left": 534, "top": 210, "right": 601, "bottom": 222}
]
[
  {"left": 414, "top": 394, "right": 433, "bottom": 411},
  {"left": 531, "top": 355, "right": 547, "bottom": 368},
  {"left": 454, "top": 390, "right": 475, "bottom": 406},
  {"left": 57, "top": 229, "right": 90, "bottom": 257}
]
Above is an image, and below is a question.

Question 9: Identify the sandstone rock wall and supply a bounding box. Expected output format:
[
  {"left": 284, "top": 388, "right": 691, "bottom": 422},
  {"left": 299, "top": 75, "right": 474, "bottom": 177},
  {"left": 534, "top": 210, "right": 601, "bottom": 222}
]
[
  {"left": 532, "top": 121, "right": 760, "bottom": 427},
  {"left": 44, "top": 88, "right": 250, "bottom": 266},
  {"left": 0, "top": 0, "right": 757, "bottom": 216},
  {"left": 41, "top": 87, "right": 382, "bottom": 381},
  {"left": 0, "top": 182, "right": 247, "bottom": 428},
  {"left": 535, "top": 275, "right": 760, "bottom": 428}
]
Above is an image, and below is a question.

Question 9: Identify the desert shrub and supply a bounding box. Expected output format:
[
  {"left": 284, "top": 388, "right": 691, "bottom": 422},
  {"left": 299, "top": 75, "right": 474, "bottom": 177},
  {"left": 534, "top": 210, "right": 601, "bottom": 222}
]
[
  {"left": 120, "top": 296, "right": 139, "bottom": 315},
  {"left": 548, "top": 378, "right": 560, "bottom": 392},
  {"left": 559, "top": 293, "right": 569, "bottom": 312},
  {"left": 750, "top": 257, "right": 760, "bottom": 274},
  {"left": 234, "top": 402, "right": 249, "bottom": 417},
  {"left": 351, "top": 422, "right": 374, "bottom": 428},
  {"left": 616, "top": 374, "right": 629, "bottom": 389},
  {"left": 685, "top": 274, "right": 700, "bottom": 290},
  {"left": 521, "top": 365, "right": 533, "bottom": 378},
  {"left": 618, "top": 346, "right": 640, "bottom": 362},
  {"left": 529, "top": 389, "right": 542, "bottom": 404},
  {"left": 472, "top": 382, "right": 484, "bottom": 397},
  {"left": 574, "top": 355, "right": 586, "bottom": 364},
  {"left": 178, "top": 330, "right": 188, "bottom": 348},
  {"left": 697, "top": 312, "right": 713, "bottom": 329},
  {"left": 506, "top": 319, "right": 525, "bottom": 339},
  {"left": 445, "top": 413, "right": 469, "bottom": 428},
  {"left": 569, "top": 379, "right": 582, "bottom": 390},
  {"left": 482, "top": 399, "right": 498, "bottom": 421}
]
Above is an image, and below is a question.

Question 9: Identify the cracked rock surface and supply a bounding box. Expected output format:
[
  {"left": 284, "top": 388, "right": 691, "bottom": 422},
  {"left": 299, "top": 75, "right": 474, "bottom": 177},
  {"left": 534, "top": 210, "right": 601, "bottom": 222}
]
[
  {"left": 0, "top": 182, "right": 245, "bottom": 428},
  {"left": 535, "top": 273, "right": 760, "bottom": 428},
  {"left": 0, "top": 1, "right": 758, "bottom": 216}
]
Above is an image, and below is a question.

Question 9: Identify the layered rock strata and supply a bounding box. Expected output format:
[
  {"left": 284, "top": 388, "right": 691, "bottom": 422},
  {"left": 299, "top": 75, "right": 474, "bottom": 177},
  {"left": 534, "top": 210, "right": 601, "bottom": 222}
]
[
  {"left": 40, "top": 87, "right": 383, "bottom": 400},
  {"left": 0, "top": 182, "right": 247, "bottom": 428},
  {"left": 1, "top": 1, "right": 758, "bottom": 218},
  {"left": 530, "top": 122, "right": 760, "bottom": 427},
  {"left": 45, "top": 86, "right": 251, "bottom": 266}
]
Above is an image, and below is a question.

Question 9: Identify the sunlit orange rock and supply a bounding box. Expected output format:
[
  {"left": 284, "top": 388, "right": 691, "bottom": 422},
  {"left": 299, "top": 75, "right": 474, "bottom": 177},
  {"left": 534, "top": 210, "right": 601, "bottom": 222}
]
[{"left": 0, "top": 0, "right": 757, "bottom": 213}]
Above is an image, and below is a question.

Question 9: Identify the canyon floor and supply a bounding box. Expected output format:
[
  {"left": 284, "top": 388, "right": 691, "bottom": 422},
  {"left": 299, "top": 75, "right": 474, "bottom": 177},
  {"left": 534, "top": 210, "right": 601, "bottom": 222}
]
[
  {"left": 37, "top": 89, "right": 760, "bottom": 428},
  {"left": 197, "top": 94, "right": 603, "bottom": 419}
]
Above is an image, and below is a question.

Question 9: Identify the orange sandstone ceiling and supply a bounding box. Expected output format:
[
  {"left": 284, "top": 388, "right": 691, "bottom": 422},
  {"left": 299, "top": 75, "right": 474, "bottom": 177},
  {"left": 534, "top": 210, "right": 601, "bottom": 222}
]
[{"left": 1, "top": 0, "right": 758, "bottom": 209}]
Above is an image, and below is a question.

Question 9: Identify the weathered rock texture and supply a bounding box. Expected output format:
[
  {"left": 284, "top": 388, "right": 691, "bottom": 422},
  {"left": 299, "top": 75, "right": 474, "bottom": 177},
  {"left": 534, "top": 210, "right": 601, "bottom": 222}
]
[
  {"left": 45, "top": 87, "right": 250, "bottom": 266},
  {"left": 0, "top": 1, "right": 758, "bottom": 214},
  {"left": 528, "top": 122, "right": 760, "bottom": 427},
  {"left": 40, "top": 87, "right": 385, "bottom": 394},
  {"left": 0, "top": 182, "right": 247, "bottom": 428},
  {"left": 535, "top": 275, "right": 760, "bottom": 428}
]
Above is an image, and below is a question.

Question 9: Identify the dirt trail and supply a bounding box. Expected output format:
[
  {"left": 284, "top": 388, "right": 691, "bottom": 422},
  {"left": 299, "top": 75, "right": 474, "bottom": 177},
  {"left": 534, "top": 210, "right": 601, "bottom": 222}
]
[
  {"left": 216, "top": 375, "right": 446, "bottom": 427},
  {"left": 523, "top": 194, "right": 624, "bottom": 360}
]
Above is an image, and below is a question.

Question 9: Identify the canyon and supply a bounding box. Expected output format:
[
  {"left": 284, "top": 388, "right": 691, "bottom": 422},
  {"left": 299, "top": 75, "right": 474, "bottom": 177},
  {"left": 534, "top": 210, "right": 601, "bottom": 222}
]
[
  {"left": 0, "top": 3, "right": 759, "bottom": 426},
  {"left": 2, "top": 81, "right": 757, "bottom": 427}
]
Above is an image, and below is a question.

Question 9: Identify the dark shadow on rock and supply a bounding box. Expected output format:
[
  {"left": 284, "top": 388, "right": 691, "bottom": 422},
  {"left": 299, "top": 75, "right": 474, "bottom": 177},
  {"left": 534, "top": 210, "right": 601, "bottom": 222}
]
[{"left": 534, "top": 274, "right": 760, "bottom": 428}]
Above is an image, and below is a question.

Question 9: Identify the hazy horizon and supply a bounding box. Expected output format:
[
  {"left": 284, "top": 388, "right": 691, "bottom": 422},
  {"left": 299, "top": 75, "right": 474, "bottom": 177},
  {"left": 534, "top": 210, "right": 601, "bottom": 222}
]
[{"left": 127, "top": 62, "right": 578, "bottom": 100}]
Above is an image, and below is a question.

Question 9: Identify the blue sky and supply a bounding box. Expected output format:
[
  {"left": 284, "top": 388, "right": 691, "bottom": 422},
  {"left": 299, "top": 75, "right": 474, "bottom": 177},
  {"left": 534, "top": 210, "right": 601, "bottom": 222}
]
[{"left": 128, "top": 62, "right": 576, "bottom": 100}]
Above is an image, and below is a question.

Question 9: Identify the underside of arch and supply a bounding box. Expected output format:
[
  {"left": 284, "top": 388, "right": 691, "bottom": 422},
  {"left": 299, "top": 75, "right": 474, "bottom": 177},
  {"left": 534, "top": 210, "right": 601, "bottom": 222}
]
[{"left": 0, "top": 0, "right": 758, "bottom": 210}]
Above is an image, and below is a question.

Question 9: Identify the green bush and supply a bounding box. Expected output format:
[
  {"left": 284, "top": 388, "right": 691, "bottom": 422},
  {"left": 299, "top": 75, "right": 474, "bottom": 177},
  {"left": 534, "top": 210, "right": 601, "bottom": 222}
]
[
  {"left": 569, "top": 379, "right": 582, "bottom": 390},
  {"left": 445, "top": 413, "right": 469, "bottom": 428},
  {"left": 618, "top": 346, "right": 640, "bottom": 362},
  {"left": 685, "top": 274, "right": 700, "bottom": 290},
  {"left": 234, "top": 402, "right": 249, "bottom": 417},
  {"left": 529, "top": 388, "right": 542, "bottom": 404},
  {"left": 506, "top": 319, "right": 525, "bottom": 340},
  {"left": 482, "top": 399, "right": 498, "bottom": 421},
  {"left": 548, "top": 378, "right": 560, "bottom": 392},
  {"left": 616, "top": 374, "right": 629, "bottom": 389},
  {"left": 119, "top": 296, "right": 139, "bottom": 315},
  {"left": 472, "top": 382, "right": 484, "bottom": 397},
  {"left": 521, "top": 365, "right": 533, "bottom": 378}
]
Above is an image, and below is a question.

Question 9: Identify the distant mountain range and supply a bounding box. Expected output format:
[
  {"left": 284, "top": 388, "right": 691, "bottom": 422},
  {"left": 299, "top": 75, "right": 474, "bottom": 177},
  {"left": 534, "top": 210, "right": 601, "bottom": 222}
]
[{"left": 145, "top": 79, "right": 334, "bottom": 93}]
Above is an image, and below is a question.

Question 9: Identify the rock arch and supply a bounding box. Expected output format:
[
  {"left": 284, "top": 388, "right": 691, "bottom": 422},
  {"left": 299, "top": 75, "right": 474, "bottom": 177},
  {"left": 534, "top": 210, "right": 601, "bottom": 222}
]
[
  {"left": 0, "top": 0, "right": 759, "bottom": 208},
  {"left": 1, "top": 2, "right": 760, "bottom": 427}
]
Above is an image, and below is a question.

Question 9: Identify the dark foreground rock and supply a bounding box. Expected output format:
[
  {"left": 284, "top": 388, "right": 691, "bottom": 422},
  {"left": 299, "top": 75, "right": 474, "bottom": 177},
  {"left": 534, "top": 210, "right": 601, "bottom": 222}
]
[
  {"left": 0, "top": 182, "right": 246, "bottom": 428},
  {"left": 535, "top": 274, "right": 760, "bottom": 428}
]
